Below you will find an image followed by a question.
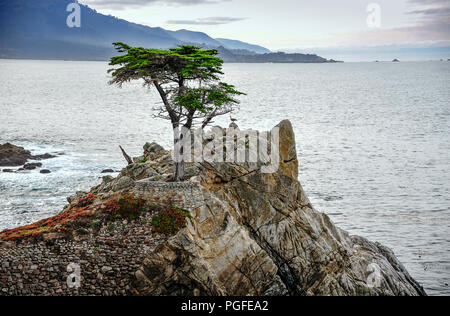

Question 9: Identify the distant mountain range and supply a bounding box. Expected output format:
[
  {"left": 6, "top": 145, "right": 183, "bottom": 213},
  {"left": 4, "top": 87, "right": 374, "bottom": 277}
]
[{"left": 0, "top": 0, "right": 338, "bottom": 63}]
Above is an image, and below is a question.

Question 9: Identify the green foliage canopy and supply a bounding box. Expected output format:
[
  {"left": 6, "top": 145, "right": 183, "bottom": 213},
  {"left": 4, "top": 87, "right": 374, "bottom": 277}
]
[{"left": 108, "top": 43, "right": 245, "bottom": 127}]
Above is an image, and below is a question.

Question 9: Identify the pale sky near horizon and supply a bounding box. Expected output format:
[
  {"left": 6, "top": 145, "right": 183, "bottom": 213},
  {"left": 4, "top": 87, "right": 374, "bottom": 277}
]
[{"left": 79, "top": 0, "right": 450, "bottom": 51}]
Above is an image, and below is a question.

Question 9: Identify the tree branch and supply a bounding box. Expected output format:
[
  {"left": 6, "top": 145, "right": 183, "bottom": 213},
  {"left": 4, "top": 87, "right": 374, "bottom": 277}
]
[
  {"left": 153, "top": 81, "right": 179, "bottom": 126},
  {"left": 119, "top": 145, "right": 133, "bottom": 165}
]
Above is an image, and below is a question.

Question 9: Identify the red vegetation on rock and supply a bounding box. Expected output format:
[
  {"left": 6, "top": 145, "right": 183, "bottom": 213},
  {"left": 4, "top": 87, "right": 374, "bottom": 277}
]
[
  {"left": 0, "top": 193, "right": 98, "bottom": 241},
  {"left": 0, "top": 193, "right": 154, "bottom": 242}
]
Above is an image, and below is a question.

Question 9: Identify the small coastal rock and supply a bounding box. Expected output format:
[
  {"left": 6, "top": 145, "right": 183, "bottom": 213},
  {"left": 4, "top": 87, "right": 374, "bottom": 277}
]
[
  {"left": 39, "top": 169, "right": 51, "bottom": 174},
  {"left": 101, "top": 169, "right": 115, "bottom": 174},
  {"left": 393, "top": 58, "right": 400, "bottom": 62},
  {"left": 31, "top": 153, "right": 56, "bottom": 160},
  {"left": 2, "top": 169, "right": 15, "bottom": 173},
  {"left": 23, "top": 162, "right": 43, "bottom": 170}
]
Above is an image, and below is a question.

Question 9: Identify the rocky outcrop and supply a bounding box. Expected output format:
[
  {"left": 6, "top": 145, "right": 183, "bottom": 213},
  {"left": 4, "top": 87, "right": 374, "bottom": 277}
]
[
  {"left": 134, "top": 120, "right": 426, "bottom": 296},
  {"left": 0, "top": 143, "right": 32, "bottom": 166},
  {"left": 0, "top": 143, "right": 57, "bottom": 170},
  {"left": 0, "top": 121, "right": 427, "bottom": 296}
]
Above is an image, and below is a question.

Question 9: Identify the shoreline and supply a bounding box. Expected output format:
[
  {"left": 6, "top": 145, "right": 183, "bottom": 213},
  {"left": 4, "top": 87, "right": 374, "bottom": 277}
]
[{"left": 0, "top": 122, "right": 428, "bottom": 296}]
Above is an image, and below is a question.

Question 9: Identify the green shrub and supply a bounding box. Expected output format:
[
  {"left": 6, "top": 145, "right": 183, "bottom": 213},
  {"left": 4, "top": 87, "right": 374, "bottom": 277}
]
[
  {"left": 109, "top": 194, "right": 146, "bottom": 221},
  {"left": 151, "top": 206, "right": 191, "bottom": 236},
  {"left": 89, "top": 221, "right": 101, "bottom": 228},
  {"left": 76, "top": 227, "right": 89, "bottom": 235},
  {"left": 107, "top": 222, "right": 115, "bottom": 231}
]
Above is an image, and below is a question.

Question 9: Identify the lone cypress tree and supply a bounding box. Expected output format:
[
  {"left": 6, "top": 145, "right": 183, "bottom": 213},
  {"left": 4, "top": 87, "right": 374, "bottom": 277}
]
[{"left": 108, "top": 43, "right": 245, "bottom": 182}]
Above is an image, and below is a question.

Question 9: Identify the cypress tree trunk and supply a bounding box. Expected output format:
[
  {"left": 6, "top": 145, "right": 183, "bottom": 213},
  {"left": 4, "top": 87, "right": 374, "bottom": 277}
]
[
  {"left": 174, "top": 160, "right": 185, "bottom": 182},
  {"left": 173, "top": 127, "right": 185, "bottom": 182}
]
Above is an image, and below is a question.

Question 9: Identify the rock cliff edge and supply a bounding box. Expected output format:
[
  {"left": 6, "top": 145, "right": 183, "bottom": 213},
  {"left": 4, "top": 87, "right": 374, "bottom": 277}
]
[
  {"left": 0, "top": 120, "right": 426, "bottom": 296},
  {"left": 133, "top": 120, "right": 426, "bottom": 296}
]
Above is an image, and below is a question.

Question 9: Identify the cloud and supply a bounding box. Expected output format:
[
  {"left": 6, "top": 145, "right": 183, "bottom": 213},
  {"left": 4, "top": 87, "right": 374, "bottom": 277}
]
[
  {"left": 404, "top": 0, "right": 450, "bottom": 38},
  {"left": 408, "top": 0, "right": 449, "bottom": 4},
  {"left": 290, "top": 6, "right": 450, "bottom": 50},
  {"left": 407, "top": 0, "right": 450, "bottom": 18},
  {"left": 166, "top": 16, "right": 246, "bottom": 25},
  {"left": 409, "top": 7, "right": 450, "bottom": 15},
  {"left": 407, "top": 3, "right": 450, "bottom": 19},
  {"left": 81, "top": 0, "right": 230, "bottom": 10},
  {"left": 351, "top": 24, "right": 449, "bottom": 46}
]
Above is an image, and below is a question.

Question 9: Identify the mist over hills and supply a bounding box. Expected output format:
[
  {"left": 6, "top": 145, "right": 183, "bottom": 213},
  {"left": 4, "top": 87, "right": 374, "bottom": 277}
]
[
  {"left": 168, "top": 29, "right": 223, "bottom": 48},
  {"left": 215, "top": 38, "right": 271, "bottom": 54},
  {"left": 0, "top": 0, "right": 337, "bottom": 62}
]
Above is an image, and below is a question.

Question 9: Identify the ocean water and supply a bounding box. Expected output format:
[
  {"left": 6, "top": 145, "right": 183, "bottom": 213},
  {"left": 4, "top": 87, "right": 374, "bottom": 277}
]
[{"left": 0, "top": 59, "right": 449, "bottom": 295}]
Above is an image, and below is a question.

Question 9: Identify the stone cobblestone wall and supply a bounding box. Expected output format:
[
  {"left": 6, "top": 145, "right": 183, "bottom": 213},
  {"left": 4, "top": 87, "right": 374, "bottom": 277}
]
[
  {"left": 0, "top": 181, "right": 205, "bottom": 296},
  {"left": 135, "top": 180, "right": 205, "bottom": 211},
  {"left": 0, "top": 212, "right": 166, "bottom": 296}
]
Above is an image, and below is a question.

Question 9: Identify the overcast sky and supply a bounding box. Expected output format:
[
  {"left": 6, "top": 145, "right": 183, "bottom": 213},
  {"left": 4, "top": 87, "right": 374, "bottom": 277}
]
[{"left": 80, "top": 0, "right": 450, "bottom": 52}]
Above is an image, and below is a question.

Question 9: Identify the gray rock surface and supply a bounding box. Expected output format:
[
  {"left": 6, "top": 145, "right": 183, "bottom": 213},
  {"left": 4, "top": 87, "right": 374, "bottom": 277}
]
[
  {"left": 134, "top": 120, "right": 427, "bottom": 296},
  {"left": 0, "top": 143, "right": 56, "bottom": 168},
  {"left": 0, "top": 143, "right": 31, "bottom": 166},
  {"left": 0, "top": 121, "right": 427, "bottom": 296}
]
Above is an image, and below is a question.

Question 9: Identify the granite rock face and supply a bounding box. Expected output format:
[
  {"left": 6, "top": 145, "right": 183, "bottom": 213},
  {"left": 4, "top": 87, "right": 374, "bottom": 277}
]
[
  {"left": 0, "top": 121, "right": 427, "bottom": 296},
  {"left": 134, "top": 120, "right": 426, "bottom": 296},
  {"left": 0, "top": 143, "right": 57, "bottom": 168},
  {"left": 0, "top": 143, "right": 32, "bottom": 166}
]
